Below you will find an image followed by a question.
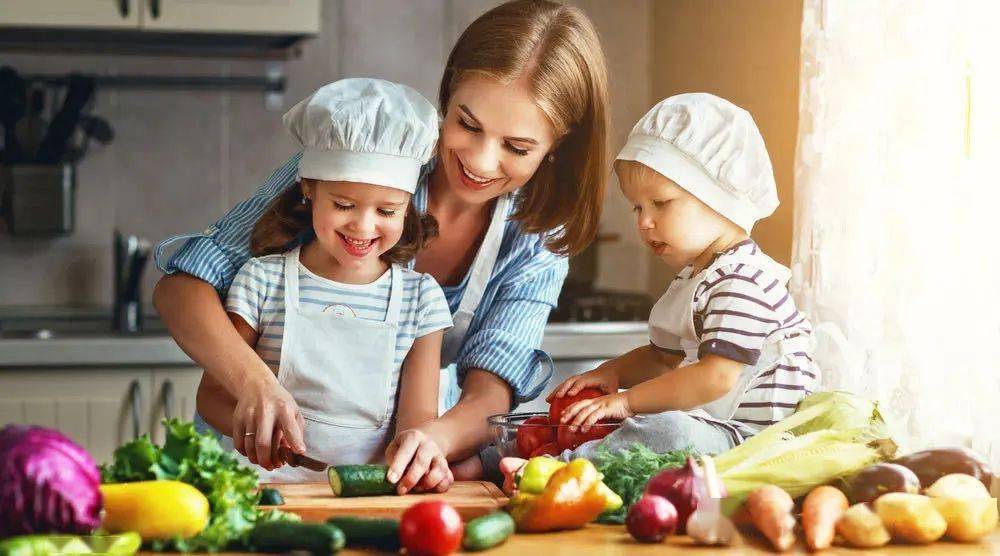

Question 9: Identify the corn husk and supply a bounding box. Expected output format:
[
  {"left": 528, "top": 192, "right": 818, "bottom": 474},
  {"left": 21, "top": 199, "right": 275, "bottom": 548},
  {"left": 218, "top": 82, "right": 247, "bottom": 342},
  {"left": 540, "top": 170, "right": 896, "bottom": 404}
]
[{"left": 715, "top": 393, "right": 896, "bottom": 515}]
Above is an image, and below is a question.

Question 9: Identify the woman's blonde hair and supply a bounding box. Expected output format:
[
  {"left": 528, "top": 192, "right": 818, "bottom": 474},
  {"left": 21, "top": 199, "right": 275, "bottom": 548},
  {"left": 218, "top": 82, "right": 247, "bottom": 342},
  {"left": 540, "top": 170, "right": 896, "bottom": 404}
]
[{"left": 440, "top": 0, "right": 610, "bottom": 256}]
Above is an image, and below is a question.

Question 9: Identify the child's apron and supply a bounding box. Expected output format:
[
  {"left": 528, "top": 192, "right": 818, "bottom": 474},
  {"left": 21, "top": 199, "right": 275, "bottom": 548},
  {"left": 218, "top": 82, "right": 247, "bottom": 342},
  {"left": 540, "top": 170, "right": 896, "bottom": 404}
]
[
  {"left": 237, "top": 246, "right": 403, "bottom": 482},
  {"left": 649, "top": 251, "right": 793, "bottom": 424}
]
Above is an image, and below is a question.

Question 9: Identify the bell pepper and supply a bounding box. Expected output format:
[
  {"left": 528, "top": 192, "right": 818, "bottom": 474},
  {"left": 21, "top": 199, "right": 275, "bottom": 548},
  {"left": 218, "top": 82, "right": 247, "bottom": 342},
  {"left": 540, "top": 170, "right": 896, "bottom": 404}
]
[
  {"left": 517, "top": 457, "right": 567, "bottom": 494},
  {"left": 509, "top": 459, "right": 614, "bottom": 532}
]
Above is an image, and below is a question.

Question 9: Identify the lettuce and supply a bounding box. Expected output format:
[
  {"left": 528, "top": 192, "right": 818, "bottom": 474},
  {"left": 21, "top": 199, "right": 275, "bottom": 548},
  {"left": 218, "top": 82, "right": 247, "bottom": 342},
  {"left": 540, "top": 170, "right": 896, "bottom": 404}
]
[{"left": 101, "top": 419, "right": 295, "bottom": 552}]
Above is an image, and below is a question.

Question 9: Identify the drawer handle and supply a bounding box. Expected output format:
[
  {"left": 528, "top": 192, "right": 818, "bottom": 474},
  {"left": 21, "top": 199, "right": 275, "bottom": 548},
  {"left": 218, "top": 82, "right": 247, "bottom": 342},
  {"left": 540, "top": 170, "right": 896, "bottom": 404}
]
[
  {"left": 149, "top": 0, "right": 161, "bottom": 19},
  {"left": 161, "top": 379, "right": 175, "bottom": 420},
  {"left": 128, "top": 380, "right": 142, "bottom": 440},
  {"left": 118, "top": 0, "right": 129, "bottom": 18}
]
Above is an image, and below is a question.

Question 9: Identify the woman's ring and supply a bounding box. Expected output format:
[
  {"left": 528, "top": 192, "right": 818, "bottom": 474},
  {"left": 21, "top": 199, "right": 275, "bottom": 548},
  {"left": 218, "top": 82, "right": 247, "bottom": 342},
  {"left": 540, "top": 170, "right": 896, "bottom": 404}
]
[{"left": 244, "top": 432, "right": 256, "bottom": 437}]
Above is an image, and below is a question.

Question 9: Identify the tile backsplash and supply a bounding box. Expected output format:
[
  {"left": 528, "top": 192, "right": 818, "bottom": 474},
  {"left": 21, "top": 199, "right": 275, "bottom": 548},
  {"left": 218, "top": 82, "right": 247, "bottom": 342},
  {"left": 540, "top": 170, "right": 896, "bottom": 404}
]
[{"left": 0, "top": 0, "right": 653, "bottom": 306}]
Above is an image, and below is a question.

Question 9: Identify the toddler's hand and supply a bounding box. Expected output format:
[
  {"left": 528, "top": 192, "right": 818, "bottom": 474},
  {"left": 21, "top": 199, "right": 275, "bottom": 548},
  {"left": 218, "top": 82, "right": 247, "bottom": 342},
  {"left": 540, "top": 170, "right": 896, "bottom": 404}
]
[
  {"left": 546, "top": 365, "right": 618, "bottom": 402},
  {"left": 560, "top": 392, "right": 634, "bottom": 431}
]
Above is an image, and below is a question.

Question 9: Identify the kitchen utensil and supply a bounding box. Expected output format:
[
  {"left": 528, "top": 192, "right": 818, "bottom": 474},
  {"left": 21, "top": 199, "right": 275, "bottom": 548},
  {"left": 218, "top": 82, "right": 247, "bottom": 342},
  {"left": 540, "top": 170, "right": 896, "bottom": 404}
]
[
  {"left": 486, "top": 411, "right": 621, "bottom": 458},
  {"left": 259, "top": 481, "right": 507, "bottom": 522},
  {"left": 277, "top": 447, "right": 329, "bottom": 472},
  {"left": 66, "top": 115, "right": 114, "bottom": 162},
  {"left": 36, "top": 74, "right": 94, "bottom": 164},
  {"left": 0, "top": 66, "right": 27, "bottom": 163},
  {"left": 14, "top": 87, "right": 46, "bottom": 161}
]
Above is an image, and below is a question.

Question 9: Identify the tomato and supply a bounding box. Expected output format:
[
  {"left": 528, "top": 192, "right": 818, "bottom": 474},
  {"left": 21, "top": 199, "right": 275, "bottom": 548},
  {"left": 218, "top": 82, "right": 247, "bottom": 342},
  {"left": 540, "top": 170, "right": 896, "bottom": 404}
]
[
  {"left": 556, "top": 423, "right": 616, "bottom": 450},
  {"left": 515, "top": 416, "right": 555, "bottom": 458},
  {"left": 529, "top": 441, "right": 562, "bottom": 458},
  {"left": 400, "top": 500, "right": 464, "bottom": 555},
  {"left": 547, "top": 387, "right": 604, "bottom": 424}
]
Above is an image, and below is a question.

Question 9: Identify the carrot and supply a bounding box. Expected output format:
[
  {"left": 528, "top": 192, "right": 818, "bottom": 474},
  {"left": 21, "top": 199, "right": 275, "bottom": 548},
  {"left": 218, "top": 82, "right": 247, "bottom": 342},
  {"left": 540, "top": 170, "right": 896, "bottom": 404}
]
[
  {"left": 802, "top": 485, "right": 849, "bottom": 551},
  {"left": 746, "top": 485, "right": 797, "bottom": 552}
]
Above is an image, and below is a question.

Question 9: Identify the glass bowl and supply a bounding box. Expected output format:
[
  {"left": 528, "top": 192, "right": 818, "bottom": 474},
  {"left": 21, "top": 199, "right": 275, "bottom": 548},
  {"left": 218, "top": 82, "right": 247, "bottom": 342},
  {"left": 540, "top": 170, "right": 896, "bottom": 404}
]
[{"left": 487, "top": 411, "right": 622, "bottom": 458}]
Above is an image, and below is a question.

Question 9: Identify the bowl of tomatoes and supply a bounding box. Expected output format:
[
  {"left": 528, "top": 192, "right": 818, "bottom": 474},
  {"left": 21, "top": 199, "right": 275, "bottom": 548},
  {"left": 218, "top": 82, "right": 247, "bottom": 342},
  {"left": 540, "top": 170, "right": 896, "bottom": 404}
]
[{"left": 488, "top": 387, "right": 623, "bottom": 458}]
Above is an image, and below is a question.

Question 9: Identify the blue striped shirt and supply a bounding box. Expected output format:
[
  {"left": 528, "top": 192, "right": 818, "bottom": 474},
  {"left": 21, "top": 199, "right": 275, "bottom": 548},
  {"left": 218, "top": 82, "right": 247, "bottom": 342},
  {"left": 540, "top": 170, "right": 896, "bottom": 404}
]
[
  {"left": 226, "top": 253, "right": 452, "bottom": 376},
  {"left": 155, "top": 152, "right": 568, "bottom": 403}
]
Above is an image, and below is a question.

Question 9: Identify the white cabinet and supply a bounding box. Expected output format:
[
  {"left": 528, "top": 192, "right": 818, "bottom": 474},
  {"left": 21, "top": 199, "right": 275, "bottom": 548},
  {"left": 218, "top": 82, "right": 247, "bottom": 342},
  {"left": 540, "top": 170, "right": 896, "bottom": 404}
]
[
  {"left": 0, "top": 366, "right": 202, "bottom": 465},
  {"left": 143, "top": 0, "right": 320, "bottom": 35},
  {"left": 0, "top": 0, "right": 319, "bottom": 35},
  {"left": 0, "top": 0, "right": 140, "bottom": 29}
]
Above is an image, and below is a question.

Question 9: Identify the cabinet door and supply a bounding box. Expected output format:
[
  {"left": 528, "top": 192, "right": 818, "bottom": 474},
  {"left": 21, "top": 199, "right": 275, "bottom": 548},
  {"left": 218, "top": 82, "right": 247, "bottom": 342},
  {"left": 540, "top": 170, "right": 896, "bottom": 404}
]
[
  {"left": 140, "top": 0, "right": 319, "bottom": 34},
  {"left": 149, "top": 367, "right": 203, "bottom": 445},
  {"left": 0, "top": 0, "right": 140, "bottom": 29},
  {"left": 0, "top": 369, "right": 152, "bottom": 465}
]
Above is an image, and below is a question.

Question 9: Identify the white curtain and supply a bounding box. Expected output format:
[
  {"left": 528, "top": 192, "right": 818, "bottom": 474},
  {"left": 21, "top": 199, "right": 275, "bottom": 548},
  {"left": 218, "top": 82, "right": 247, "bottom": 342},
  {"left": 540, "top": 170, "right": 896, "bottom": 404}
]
[{"left": 792, "top": 0, "right": 1000, "bottom": 461}]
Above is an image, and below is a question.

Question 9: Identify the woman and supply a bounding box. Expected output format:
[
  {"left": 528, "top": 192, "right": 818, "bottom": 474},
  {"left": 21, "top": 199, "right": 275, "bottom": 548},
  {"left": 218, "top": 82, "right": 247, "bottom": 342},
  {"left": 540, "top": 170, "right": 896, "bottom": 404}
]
[{"left": 153, "top": 0, "right": 609, "bottom": 492}]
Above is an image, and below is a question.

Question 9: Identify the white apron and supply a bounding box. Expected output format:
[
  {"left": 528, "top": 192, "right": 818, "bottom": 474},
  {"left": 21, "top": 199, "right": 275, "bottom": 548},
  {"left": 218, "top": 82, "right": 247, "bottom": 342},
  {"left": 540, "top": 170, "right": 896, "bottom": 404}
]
[
  {"left": 649, "top": 251, "right": 793, "bottom": 423},
  {"left": 237, "top": 247, "right": 403, "bottom": 482},
  {"left": 436, "top": 194, "right": 551, "bottom": 411}
]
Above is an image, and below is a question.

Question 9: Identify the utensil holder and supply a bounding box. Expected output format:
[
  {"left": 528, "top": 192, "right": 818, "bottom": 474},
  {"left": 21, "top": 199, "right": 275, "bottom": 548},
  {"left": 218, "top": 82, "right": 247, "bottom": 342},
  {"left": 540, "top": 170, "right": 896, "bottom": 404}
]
[{"left": 0, "top": 163, "right": 75, "bottom": 235}]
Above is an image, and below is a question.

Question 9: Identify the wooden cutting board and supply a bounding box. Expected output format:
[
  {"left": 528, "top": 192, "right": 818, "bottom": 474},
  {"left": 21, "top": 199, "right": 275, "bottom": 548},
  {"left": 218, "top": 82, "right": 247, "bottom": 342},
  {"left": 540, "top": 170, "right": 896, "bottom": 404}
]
[{"left": 260, "top": 481, "right": 508, "bottom": 521}]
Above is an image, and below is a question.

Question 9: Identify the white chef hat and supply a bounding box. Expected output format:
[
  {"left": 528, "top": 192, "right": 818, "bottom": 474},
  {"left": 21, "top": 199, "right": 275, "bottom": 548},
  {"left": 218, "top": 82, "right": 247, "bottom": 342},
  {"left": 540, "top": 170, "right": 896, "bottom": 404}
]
[
  {"left": 283, "top": 78, "right": 439, "bottom": 194},
  {"left": 616, "top": 93, "right": 778, "bottom": 233}
]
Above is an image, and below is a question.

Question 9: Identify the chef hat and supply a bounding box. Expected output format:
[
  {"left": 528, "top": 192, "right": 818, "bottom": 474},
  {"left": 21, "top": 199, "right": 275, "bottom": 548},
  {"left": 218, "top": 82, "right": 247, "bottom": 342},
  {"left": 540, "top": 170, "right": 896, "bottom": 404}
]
[
  {"left": 616, "top": 93, "right": 778, "bottom": 233},
  {"left": 283, "top": 78, "right": 439, "bottom": 194}
]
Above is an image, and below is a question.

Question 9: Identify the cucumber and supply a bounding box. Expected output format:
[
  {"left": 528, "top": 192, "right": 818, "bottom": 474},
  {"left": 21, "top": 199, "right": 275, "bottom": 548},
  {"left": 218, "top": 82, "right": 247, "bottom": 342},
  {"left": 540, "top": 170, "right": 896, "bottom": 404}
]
[
  {"left": 328, "top": 464, "right": 396, "bottom": 497},
  {"left": 463, "top": 511, "right": 515, "bottom": 551},
  {"left": 258, "top": 487, "right": 285, "bottom": 505},
  {"left": 249, "top": 521, "right": 346, "bottom": 556},
  {"left": 326, "top": 516, "right": 400, "bottom": 550}
]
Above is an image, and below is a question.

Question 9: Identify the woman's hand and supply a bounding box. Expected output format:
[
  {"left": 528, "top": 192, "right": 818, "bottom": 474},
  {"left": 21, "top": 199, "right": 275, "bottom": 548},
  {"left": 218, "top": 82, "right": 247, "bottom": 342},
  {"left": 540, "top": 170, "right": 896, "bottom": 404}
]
[
  {"left": 232, "top": 376, "right": 307, "bottom": 470},
  {"left": 546, "top": 365, "right": 619, "bottom": 402},
  {"left": 385, "top": 428, "right": 454, "bottom": 494},
  {"left": 560, "top": 392, "right": 634, "bottom": 431}
]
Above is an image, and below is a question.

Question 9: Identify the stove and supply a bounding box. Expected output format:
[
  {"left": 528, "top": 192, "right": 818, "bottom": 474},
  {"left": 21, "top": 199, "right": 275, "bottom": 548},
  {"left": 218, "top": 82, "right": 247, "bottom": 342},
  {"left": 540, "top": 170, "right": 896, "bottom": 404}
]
[{"left": 548, "top": 286, "right": 654, "bottom": 323}]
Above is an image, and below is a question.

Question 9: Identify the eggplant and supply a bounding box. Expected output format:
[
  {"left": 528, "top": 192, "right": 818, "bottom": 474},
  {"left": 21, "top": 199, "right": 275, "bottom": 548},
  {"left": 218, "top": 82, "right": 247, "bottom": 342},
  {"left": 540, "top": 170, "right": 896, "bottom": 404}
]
[
  {"left": 847, "top": 463, "right": 920, "bottom": 505},
  {"left": 892, "top": 447, "right": 992, "bottom": 490}
]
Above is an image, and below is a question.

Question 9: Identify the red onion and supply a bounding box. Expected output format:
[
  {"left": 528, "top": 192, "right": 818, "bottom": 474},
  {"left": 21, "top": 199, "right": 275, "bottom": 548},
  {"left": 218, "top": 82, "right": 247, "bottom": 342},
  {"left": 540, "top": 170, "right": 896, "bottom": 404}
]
[
  {"left": 644, "top": 456, "right": 727, "bottom": 534},
  {"left": 626, "top": 494, "right": 678, "bottom": 542}
]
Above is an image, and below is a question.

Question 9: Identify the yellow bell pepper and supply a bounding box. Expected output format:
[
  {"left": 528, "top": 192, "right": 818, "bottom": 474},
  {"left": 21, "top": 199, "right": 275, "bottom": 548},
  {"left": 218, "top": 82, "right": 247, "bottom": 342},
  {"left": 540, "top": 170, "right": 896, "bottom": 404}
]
[
  {"left": 509, "top": 459, "right": 613, "bottom": 533},
  {"left": 518, "top": 457, "right": 567, "bottom": 494}
]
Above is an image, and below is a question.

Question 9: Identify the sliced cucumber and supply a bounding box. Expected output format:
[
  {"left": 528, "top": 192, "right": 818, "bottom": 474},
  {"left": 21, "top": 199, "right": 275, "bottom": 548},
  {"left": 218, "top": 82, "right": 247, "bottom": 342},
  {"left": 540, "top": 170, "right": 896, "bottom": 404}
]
[
  {"left": 0, "top": 533, "right": 142, "bottom": 556},
  {"left": 328, "top": 464, "right": 396, "bottom": 497},
  {"left": 326, "top": 516, "right": 400, "bottom": 550},
  {"left": 258, "top": 487, "right": 285, "bottom": 505},
  {"left": 463, "top": 511, "right": 515, "bottom": 551}
]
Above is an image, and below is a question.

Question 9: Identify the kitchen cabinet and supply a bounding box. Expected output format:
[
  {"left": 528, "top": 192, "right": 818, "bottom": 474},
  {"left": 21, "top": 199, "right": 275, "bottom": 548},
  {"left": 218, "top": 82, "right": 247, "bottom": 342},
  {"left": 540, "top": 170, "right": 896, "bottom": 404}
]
[
  {"left": 0, "top": 366, "right": 202, "bottom": 464},
  {"left": 0, "top": 0, "right": 319, "bottom": 35}
]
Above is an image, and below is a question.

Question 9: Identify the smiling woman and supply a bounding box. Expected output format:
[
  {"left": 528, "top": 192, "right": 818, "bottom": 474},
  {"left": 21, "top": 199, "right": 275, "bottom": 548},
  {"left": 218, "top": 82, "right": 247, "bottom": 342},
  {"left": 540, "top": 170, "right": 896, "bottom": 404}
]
[{"left": 152, "top": 0, "right": 611, "bottom": 490}]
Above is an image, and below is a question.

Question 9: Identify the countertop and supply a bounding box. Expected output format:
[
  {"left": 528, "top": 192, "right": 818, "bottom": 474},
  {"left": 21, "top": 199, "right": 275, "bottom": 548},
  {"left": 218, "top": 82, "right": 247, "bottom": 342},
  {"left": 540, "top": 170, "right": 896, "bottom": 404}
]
[
  {"left": 0, "top": 317, "right": 647, "bottom": 368},
  {"left": 139, "top": 525, "right": 1000, "bottom": 555}
]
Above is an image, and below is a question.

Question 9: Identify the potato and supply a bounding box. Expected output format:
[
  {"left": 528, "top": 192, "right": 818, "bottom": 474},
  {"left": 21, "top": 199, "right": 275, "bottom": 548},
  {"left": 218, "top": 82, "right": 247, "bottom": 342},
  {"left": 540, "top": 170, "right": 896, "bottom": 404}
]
[
  {"left": 835, "top": 503, "right": 891, "bottom": 548},
  {"left": 874, "top": 493, "right": 947, "bottom": 544},
  {"left": 925, "top": 473, "right": 991, "bottom": 500},
  {"left": 930, "top": 497, "right": 999, "bottom": 542}
]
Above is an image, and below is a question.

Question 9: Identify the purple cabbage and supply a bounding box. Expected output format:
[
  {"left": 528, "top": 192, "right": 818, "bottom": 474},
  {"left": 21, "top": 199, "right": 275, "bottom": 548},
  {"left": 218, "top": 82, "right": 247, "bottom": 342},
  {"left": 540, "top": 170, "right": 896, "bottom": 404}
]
[{"left": 0, "top": 425, "right": 102, "bottom": 537}]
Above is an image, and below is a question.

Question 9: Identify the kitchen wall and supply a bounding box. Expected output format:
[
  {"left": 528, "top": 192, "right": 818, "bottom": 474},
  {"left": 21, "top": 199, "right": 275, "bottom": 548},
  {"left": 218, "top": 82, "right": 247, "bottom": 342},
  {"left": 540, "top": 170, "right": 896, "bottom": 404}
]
[
  {"left": 647, "top": 0, "right": 803, "bottom": 293},
  {"left": 0, "top": 0, "right": 653, "bottom": 307}
]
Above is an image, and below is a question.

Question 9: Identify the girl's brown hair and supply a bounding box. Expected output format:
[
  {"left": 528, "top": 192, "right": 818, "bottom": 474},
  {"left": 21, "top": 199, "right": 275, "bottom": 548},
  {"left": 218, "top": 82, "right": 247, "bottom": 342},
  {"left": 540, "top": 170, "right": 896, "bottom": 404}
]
[
  {"left": 440, "top": 0, "right": 609, "bottom": 256},
  {"left": 250, "top": 181, "right": 438, "bottom": 265}
]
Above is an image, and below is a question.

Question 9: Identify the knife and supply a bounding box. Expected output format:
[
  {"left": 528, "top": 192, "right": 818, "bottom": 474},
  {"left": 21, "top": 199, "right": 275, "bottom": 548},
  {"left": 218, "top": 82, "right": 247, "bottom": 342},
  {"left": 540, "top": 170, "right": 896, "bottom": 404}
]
[{"left": 278, "top": 446, "right": 328, "bottom": 472}]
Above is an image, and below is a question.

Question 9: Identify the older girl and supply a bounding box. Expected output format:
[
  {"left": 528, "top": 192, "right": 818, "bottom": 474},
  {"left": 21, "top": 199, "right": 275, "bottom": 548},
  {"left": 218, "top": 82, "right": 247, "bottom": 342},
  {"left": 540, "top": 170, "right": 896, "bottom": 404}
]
[{"left": 154, "top": 0, "right": 609, "bottom": 492}]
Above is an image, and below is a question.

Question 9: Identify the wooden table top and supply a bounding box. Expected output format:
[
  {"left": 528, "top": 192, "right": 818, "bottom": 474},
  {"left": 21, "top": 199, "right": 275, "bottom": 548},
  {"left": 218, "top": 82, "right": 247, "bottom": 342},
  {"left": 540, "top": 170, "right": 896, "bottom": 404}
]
[{"left": 150, "top": 524, "right": 1000, "bottom": 555}]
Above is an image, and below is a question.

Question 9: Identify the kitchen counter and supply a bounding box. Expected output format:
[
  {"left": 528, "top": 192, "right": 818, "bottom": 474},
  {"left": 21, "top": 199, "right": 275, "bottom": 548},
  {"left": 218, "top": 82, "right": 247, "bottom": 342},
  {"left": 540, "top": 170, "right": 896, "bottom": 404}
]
[
  {"left": 0, "top": 321, "right": 647, "bottom": 367},
  {"left": 140, "top": 526, "right": 1000, "bottom": 555}
]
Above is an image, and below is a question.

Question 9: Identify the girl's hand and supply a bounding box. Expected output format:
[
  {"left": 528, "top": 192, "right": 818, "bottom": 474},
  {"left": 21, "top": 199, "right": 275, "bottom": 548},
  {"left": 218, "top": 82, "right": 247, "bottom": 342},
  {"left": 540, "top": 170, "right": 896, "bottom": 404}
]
[
  {"left": 499, "top": 457, "right": 528, "bottom": 496},
  {"left": 546, "top": 365, "right": 619, "bottom": 402},
  {"left": 385, "top": 428, "right": 454, "bottom": 494},
  {"left": 232, "top": 377, "right": 306, "bottom": 470},
  {"left": 560, "top": 392, "right": 634, "bottom": 431}
]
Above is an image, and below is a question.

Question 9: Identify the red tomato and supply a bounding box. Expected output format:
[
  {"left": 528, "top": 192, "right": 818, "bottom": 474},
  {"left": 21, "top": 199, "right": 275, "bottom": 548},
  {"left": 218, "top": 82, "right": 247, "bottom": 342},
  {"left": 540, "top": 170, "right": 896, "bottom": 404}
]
[
  {"left": 556, "top": 423, "right": 617, "bottom": 450},
  {"left": 515, "top": 416, "right": 555, "bottom": 458},
  {"left": 547, "top": 387, "right": 604, "bottom": 424},
  {"left": 529, "top": 441, "right": 562, "bottom": 458},
  {"left": 400, "top": 501, "right": 463, "bottom": 555}
]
